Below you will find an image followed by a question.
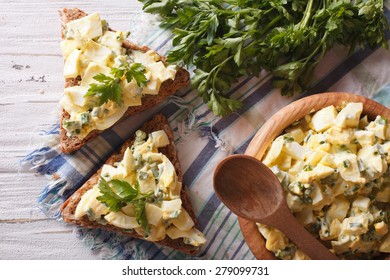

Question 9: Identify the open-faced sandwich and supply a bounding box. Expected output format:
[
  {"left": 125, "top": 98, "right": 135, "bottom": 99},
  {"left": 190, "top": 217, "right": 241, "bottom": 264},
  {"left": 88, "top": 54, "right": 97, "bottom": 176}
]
[
  {"left": 61, "top": 114, "right": 206, "bottom": 254},
  {"left": 59, "top": 8, "right": 189, "bottom": 153}
]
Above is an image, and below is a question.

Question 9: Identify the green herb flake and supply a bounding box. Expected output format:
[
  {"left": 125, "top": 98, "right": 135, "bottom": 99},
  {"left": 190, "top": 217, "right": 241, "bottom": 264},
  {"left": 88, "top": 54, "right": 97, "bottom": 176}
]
[
  {"left": 86, "top": 208, "right": 94, "bottom": 219},
  {"left": 80, "top": 112, "right": 90, "bottom": 125},
  {"left": 138, "top": 171, "right": 148, "bottom": 180},
  {"left": 303, "top": 164, "right": 313, "bottom": 171},
  {"left": 340, "top": 145, "right": 349, "bottom": 151},
  {"left": 349, "top": 222, "right": 363, "bottom": 228},
  {"left": 283, "top": 135, "right": 295, "bottom": 143},
  {"left": 343, "top": 160, "right": 351, "bottom": 168}
]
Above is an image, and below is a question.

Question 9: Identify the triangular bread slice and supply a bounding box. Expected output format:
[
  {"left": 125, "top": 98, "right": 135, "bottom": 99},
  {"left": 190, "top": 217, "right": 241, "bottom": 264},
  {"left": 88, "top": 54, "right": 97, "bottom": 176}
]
[
  {"left": 61, "top": 114, "right": 204, "bottom": 255},
  {"left": 59, "top": 8, "right": 189, "bottom": 153}
]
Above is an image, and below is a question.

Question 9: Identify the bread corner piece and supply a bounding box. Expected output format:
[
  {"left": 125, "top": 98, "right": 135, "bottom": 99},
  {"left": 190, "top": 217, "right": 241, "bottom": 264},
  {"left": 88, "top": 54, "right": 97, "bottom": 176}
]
[
  {"left": 59, "top": 8, "right": 190, "bottom": 154},
  {"left": 61, "top": 114, "right": 205, "bottom": 255}
]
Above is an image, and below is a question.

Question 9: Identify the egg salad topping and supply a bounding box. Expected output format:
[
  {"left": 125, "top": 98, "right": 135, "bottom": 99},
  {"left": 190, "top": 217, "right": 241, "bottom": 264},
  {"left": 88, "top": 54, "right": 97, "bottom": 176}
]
[
  {"left": 60, "top": 13, "right": 177, "bottom": 139},
  {"left": 260, "top": 102, "right": 390, "bottom": 259},
  {"left": 74, "top": 129, "right": 206, "bottom": 247}
]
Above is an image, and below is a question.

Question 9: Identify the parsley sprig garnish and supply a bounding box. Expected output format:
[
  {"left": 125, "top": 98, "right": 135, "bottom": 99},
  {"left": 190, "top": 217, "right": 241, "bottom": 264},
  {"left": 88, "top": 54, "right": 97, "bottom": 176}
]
[
  {"left": 140, "top": 0, "right": 389, "bottom": 116},
  {"left": 97, "top": 177, "right": 153, "bottom": 234},
  {"left": 85, "top": 62, "right": 148, "bottom": 106}
]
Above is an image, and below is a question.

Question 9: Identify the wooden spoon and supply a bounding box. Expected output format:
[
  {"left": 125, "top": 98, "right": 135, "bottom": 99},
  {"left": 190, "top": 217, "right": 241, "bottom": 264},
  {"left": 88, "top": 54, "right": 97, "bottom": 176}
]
[{"left": 213, "top": 154, "right": 338, "bottom": 260}]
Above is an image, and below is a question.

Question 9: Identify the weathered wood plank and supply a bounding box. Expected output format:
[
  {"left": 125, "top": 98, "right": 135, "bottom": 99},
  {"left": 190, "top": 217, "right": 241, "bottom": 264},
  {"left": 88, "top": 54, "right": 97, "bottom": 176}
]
[
  {"left": 0, "top": 0, "right": 155, "bottom": 259},
  {"left": 0, "top": 220, "right": 100, "bottom": 259}
]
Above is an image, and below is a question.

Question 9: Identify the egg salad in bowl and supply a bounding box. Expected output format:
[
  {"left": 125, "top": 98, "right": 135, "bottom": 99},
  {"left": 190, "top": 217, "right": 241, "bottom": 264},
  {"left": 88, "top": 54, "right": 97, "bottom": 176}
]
[{"left": 259, "top": 102, "right": 390, "bottom": 259}]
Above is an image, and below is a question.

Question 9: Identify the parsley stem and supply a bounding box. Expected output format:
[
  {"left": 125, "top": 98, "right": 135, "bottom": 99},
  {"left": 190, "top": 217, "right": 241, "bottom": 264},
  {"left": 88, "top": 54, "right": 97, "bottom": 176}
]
[
  {"left": 300, "top": 0, "right": 315, "bottom": 29},
  {"left": 210, "top": 56, "right": 233, "bottom": 92}
]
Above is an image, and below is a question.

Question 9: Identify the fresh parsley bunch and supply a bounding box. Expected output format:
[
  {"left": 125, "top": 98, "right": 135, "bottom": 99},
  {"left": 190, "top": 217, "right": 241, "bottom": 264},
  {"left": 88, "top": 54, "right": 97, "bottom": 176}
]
[
  {"left": 85, "top": 62, "right": 148, "bottom": 106},
  {"left": 140, "top": 0, "right": 389, "bottom": 116}
]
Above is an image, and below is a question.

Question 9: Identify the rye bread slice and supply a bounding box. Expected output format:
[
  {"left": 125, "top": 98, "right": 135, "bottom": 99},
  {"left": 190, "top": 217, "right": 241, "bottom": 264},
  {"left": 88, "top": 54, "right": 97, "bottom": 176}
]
[
  {"left": 59, "top": 8, "right": 190, "bottom": 154},
  {"left": 61, "top": 114, "right": 202, "bottom": 255}
]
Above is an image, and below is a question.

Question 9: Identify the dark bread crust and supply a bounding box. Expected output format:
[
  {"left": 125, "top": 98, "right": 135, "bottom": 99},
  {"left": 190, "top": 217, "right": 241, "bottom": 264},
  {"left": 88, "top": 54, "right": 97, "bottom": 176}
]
[
  {"left": 60, "top": 114, "right": 201, "bottom": 255},
  {"left": 59, "top": 8, "right": 190, "bottom": 153}
]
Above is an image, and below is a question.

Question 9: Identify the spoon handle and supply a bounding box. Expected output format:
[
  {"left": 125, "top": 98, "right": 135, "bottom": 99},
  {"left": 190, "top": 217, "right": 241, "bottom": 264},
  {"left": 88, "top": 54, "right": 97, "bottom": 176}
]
[{"left": 268, "top": 205, "right": 338, "bottom": 260}]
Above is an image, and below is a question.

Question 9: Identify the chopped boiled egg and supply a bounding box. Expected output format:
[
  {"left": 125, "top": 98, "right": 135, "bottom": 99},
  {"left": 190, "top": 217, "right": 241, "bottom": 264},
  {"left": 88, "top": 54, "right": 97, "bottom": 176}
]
[
  {"left": 311, "top": 105, "right": 338, "bottom": 132},
  {"left": 65, "top": 12, "right": 103, "bottom": 40},
  {"left": 334, "top": 102, "right": 363, "bottom": 128}
]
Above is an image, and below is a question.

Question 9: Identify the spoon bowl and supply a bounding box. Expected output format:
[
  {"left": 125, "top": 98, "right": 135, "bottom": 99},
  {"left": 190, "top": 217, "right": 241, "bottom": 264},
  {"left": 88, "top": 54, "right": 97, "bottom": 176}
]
[
  {"left": 214, "top": 154, "right": 338, "bottom": 260},
  {"left": 213, "top": 155, "right": 284, "bottom": 222}
]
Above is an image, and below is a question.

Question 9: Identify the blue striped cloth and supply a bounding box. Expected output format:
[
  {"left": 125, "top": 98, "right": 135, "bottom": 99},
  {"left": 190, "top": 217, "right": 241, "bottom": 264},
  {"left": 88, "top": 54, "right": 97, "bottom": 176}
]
[{"left": 22, "top": 4, "right": 390, "bottom": 260}]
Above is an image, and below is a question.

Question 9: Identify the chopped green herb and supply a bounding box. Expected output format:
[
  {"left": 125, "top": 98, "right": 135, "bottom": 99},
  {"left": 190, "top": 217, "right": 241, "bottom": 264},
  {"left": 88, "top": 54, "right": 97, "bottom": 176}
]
[
  {"left": 340, "top": 145, "right": 349, "bottom": 151},
  {"left": 86, "top": 208, "right": 94, "bottom": 219},
  {"left": 352, "top": 185, "right": 361, "bottom": 192},
  {"left": 275, "top": 246, "right": 296, "bottom": 260},
  {"left": 152, "top": 189, "right": 165, "bottom": 204},
  {"left": 349, "top": 222, "right": 363, "bottom": 228},
  {"left": 357, "top": 159, "right": 365, "bottom": 172},
  {"left": 303, "top": 196, "right": 313, "bottom": 204},
  {"left": 303, "top": 164, "right": 313, "bottom": 171},
  {"left": 62, "top": 119, "right": 81, "bottom": 131},
  {"left": 138, "top": 171, "right": 148, "bottom": 180},
  {"left": 343, "top": 160, "right": 351, "bottom": 168},
  {"left": 80, "top": 112, "right": 90, "bottom": 125},
  {"left": 151, "top": 166, "right": 160, "bottom": 178},
  {"left": 91, "top": 107, "right": 103, "bottom": 118},
  {"left": 361, "top": 228, "right": 381, "bottom": 242},
  {"left": 304, "top": 131, "right": 313, "bottom": 143},
  {"left": 170, "top": 210, "right": 180, "bottom": 219},
  {"left": 283, "top": 135, "right": 295, "bottom": 143}
]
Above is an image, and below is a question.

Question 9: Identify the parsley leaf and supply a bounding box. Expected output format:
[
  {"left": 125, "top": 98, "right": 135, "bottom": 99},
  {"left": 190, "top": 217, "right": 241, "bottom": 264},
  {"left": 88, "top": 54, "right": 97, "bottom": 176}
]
[
  {"left": 110, "top": 179, "right": 138, "bottom": 199},
  {"left": 85, "top": 62, "right": 147, "bottom": 106},
  {"left": 140, "top": 0, "right": 390, "bottom": 116},
  {"left": 96, "top": 177, "right": 153, "bottom": 234},
  {"left": 125, "top": 63, "right": 148, "bottom": 87},
  {"left": 96, "top": 177, "right": 127, "bottom": 212}
]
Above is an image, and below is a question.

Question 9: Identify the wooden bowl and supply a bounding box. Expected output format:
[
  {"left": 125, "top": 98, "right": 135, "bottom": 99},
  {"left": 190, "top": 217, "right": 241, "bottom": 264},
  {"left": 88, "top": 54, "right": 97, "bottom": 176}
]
[{"left": 239, "top": 92, "right": 390, "bottom": 260}]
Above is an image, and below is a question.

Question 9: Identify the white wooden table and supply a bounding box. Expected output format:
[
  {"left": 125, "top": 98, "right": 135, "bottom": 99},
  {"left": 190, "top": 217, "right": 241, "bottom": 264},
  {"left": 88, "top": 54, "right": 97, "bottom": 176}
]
[
  {"left": 2, "top": 0, "right": 390, "bottom": 261},
  {"left": 0, "top": 0, "right": 156, "bottom": 260}
]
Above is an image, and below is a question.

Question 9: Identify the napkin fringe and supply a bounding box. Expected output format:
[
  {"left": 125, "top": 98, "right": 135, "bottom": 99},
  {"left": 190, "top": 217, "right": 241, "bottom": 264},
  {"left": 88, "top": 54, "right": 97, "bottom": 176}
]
[
  {"left": 168, "top": 95, "right": 232, "bottom": 152},
  {"left": 74, "top": 227, "right": 149, "bottom": 260}
]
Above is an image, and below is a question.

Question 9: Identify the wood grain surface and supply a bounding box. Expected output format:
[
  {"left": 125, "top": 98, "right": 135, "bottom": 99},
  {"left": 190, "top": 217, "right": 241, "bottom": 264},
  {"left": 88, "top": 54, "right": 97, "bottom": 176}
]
[{"left": 0, "top": 0, "right": 158, "bottom": 260}]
